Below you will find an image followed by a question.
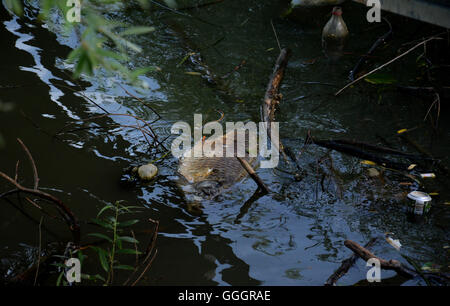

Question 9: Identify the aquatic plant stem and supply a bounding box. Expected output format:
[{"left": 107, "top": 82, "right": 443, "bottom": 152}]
[
  {"left": 106, "top": 201, "right": 120, "bottom": 286},
  {"left": 34, "top": 216, "right": 43, "bottom": 286},
  {"left": 17, "top": 138, "right": 39, "bottom": 189}
]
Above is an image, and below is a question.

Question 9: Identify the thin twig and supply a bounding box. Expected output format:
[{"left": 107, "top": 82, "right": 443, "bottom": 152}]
[
  {"left": 423, "top": 92, "right": 440, "bottom": 129},
  {"left": 17, "top": 138, "right": 39, "bottom": 189},
  {"left": 335, "top": 36, "right": 442, "bottom": 96},
  {"left": 0, "top": 171, "right": 80, "bottom": 244},
  {"left": 14, "top": 160, "right": 20, "bottom": 182},
  {"left": 56, "top": 113, "right": 168, "bottom": 151},
  {"left": 34, "top": 216, "right": 43, "bottom": 286},
  {"left": 131, "top": 230, "right": 139, "bottom": 267},
  {"left": 270, "top": 19, "right": 281, "bottom": 52},
  {"left": 117, "top": 83, "right": 161, "bottom": 120},
  {"left": 131, "top": 249, "right": 158, "bottom": 286},
  {"left": 25, "top": 197, "right": 58, "bottom": 219},
  {"left": 349, "top": 18, "right": 392, "bottom": 81},
  {"left": 236, "top": 157, "right": 270, "bottom": 193},
  {"left": 124, "top": 219, "right": 159, "bottom": 286}
]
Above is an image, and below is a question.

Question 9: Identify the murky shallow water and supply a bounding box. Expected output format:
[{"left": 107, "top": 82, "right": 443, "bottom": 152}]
[{"left": 0, "top": 1, "right": 449, "bottom": 285}]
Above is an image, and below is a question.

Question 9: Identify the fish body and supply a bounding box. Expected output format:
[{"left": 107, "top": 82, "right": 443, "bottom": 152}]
[{"left": 178, "top": 128, "right": 257, "bottom": 200}]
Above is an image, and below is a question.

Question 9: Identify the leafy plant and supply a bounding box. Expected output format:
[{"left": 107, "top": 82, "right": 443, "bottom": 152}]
[
  {"left": 53, "top": 201, "right": 143, "bottom": 286},
  {"left": 364, "top": 72, "right": 397, "bottom": 85},
  {"left": 2, "top": 0, "right": 176, "bottom": 85},
  {"left": 88, "top": 200, "right": 142, "bottom": 285}
]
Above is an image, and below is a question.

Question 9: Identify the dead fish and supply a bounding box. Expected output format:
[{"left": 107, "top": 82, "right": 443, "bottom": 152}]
[
  {"left": 177, "top": 128, "right": 257, "bottom": 201},
  {"left": 322, "top": 6, "right": 349, "bottom": 61}
]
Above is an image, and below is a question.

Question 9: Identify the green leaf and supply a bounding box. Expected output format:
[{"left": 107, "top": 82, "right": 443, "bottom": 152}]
[
  {"left": 91, "top": 218, "right": 113, "bottom": 230},
  {"left": 82, "top": 273, "right": 105, "bottom": 282},
  {"left": 56, "top": 270, "right": 65, "bottom": 287},
  {"left": 364, "top": 73, "right": 397, "bottom": 85},
  {"left": 117, "top": 219, "right": 139, "bottom": 227},
  {"left": 4, "top": 0, "right": 23, "bottom": 16},
  {"left": 130, "top": 67, "right": 158, "bottom": 79},
  {"left": 51, "top": 263, "right": 67, "bottom": 269},
  {"left": 113, "top": 265, "right": 135, "bottom": 271},
  {"left": 78, "top": 250, "right": 87, "bottom": 265},
  {"left": 88, "top": 233, "right": 113, "bottom": 243},
  {"left": 116, "top": 248, "right": 142, "bottom": 255},
  {"left": 117, "top": 236, "right": 139, "bottom": 244},
  {"left": 73, "top": 53, "right": 93, "bottom": 78},
  {"left": 120, "top": 26, "right": 155, "bottom": 36},
  {"left": 96, "top": 204, "right": 115, "bottom": 218},
  {"left": 91, "top": 247, "right": 110, "bottom": 272}
]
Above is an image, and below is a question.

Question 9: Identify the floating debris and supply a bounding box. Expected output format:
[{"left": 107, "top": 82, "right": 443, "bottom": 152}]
[
  {"left": 136, "top": 163, "right": 158, "bottom": 181},
  {"left": 407, "top": 164, "right": 417, "bottom": 170},
  {"left": 177, "top": 129, "right": 257, "bottom": 200},
  {"left": 386, "top": 236, "right": 402, "bottom": 251},
  {"left": 361, "top": 160, "right": 376, "bottom": 166},
  {"left": 367, "top": 168, "right": 380, "bottom": 177},
  {"left": 185, "top": 71, "right": 202, "bottom": 76},
  {"left": 406, "top": 191, "right": 432, "bottom": 215},
  {"left": 322, "top": 6, "right": 348, "bottom": 61},
  {"left": 420, "top": 173, "right": 436, "bottom": 179}
]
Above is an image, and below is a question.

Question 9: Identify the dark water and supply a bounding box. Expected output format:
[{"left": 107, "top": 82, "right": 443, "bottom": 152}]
[{"left": 0, "top": 1, "right": 449, "bottom": 285}]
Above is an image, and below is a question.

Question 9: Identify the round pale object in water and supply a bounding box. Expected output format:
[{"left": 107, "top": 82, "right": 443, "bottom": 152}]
[{"left": 137, "top": 163, "right": 158, "bottom": 180}]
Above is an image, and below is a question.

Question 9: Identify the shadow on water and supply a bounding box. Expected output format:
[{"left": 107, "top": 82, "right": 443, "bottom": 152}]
[{"left": 0, "top": 1, "right": 449, "bottom": 285}]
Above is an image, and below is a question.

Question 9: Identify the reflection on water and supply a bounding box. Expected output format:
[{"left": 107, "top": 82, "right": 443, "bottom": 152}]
[{"left": 0, "top": 1, "right": 449, "bottom": 285}]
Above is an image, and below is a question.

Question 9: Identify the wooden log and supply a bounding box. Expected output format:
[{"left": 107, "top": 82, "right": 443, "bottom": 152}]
[
  {"left": 344, "top": 240, "right": 416, "bottom": 279},
  {"left": 262, "top": 48, "right": 291, "bottom": 125},
  {"left": 308, "top": 136, "right": 411, "bottom": 171},
  {"left": 325, "top": 238, "right": 377, "bottom": 286},
  {"left": 260, "top": 48, "right": 302, "bottom": 171}
]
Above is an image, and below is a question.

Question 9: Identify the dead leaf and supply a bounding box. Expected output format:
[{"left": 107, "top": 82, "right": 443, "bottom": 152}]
[
  {"left": 407, "top": 164, "right": 417, "bottom": 170},
  {"left": 185, "top": 71, "right": 202, "bottom": 76},
  {"left": 361, "top": 160, "right": 376, "bottom": 166},
  {"left": 386, "top": 237, "right": 402, "bottom": 251},
  {"left": 367, "top": 168, "right": 380, "bottom": 177}
]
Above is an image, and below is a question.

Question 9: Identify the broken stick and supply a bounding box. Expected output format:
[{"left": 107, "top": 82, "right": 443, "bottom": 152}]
[
  {"left": 237, "top": 157, "right": 270, "bottom": 193},
  {"left": 344, "top": 239, "right": 416, "bottom": 279},
  {"left": 262, "top": 48, "right": 291, "bottom": 125},
  {"left": 260, "top": 48, "right": 304, "bottom": 173},
  {"left": 325, "top": 238, "right": 377, "bottom": 286}
]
